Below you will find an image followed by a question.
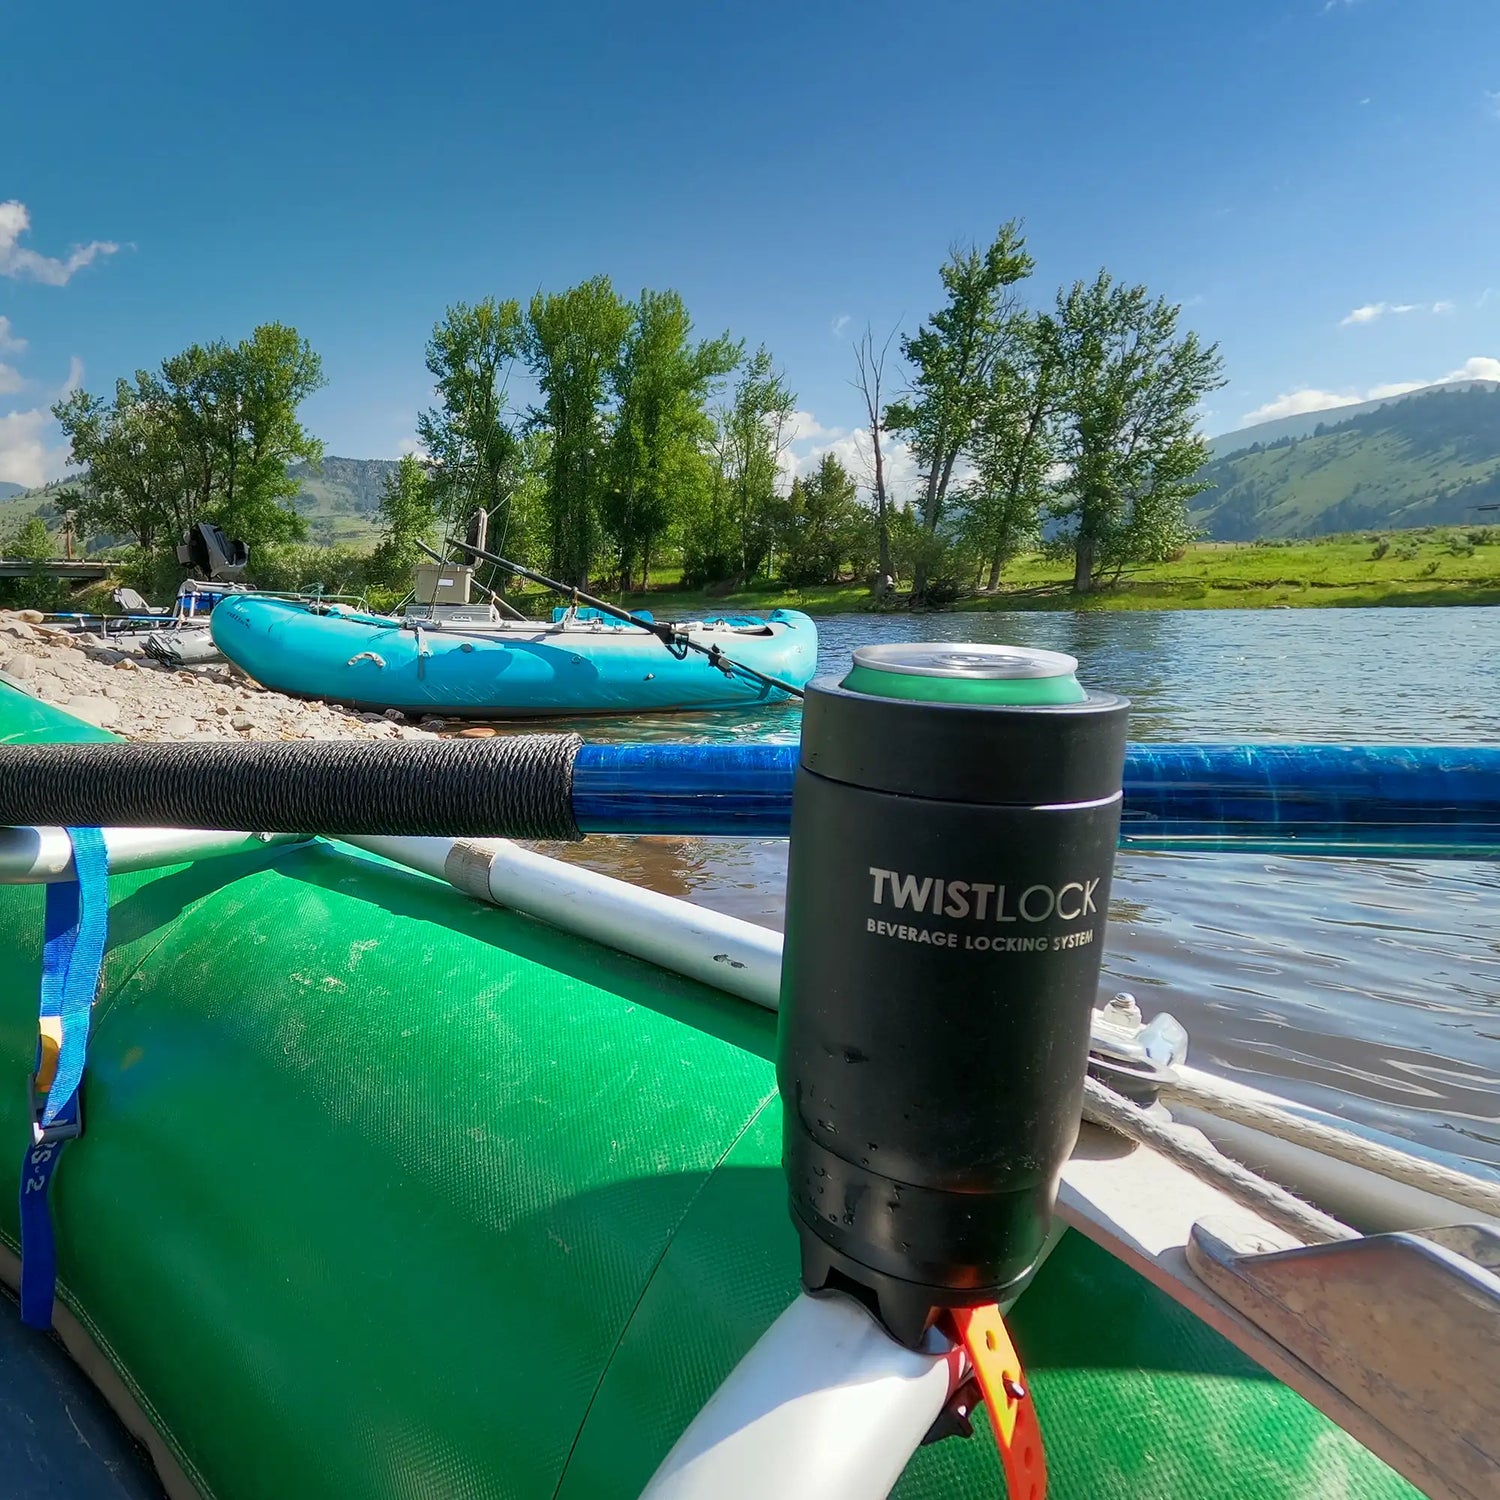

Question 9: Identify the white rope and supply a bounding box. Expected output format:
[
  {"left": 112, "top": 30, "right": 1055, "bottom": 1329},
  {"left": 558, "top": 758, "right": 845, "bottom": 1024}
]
[
  {"left": 1082, "top": 1076, "right": 1356, "bottom": 1245},
  {"left": 1160, "top": 1071, "right": 1500, "bottom": 1223}
]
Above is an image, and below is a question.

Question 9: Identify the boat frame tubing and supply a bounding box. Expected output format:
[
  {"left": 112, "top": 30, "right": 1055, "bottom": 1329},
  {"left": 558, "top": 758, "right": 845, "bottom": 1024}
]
[
  {"left": 0, "top": 826, "right": 306, "bottom": 882},
  {"left": 639, "top": 1292, "right": 959, "bottom": 1500},
  {"left": 342, "top": 833, "right": 1498, "bottom": 1229},
  {"left": 570, "top": 741, "right": 1500, "bottom": 856},
  {"left": 1, "top": 740, "right": 1497, "bottom": 857},
  {"left": 350, "top": 835, "right": 784, "bottom": 1007}
]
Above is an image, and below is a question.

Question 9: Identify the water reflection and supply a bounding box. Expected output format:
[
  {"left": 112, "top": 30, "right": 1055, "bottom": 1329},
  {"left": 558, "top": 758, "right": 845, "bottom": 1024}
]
[{"left": 508, "top": 607, "right": 1500, "bottom": 1165}]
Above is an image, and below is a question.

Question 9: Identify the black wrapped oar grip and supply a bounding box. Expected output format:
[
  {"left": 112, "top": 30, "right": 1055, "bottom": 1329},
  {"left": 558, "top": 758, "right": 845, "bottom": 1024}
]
[{"left": 0, "top": 736, "right": 585, "bottom": 839}]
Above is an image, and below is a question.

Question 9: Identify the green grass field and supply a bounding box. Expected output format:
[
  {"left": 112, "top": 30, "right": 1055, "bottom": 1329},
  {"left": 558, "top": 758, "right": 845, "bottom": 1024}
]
[{"left": 618, "top": 527, "right": 1500, "bottom": 615}]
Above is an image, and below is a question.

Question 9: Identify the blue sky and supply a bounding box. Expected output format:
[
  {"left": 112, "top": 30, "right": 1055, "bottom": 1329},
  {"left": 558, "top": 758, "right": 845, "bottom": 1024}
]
[{"left": 4, "top": 0, "right": 1500, "bottom": 490}]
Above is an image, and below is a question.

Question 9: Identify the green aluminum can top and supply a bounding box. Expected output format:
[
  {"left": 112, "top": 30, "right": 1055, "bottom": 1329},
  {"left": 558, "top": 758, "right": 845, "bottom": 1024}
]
[{"left": 840, "top": 642, "right": 1087, "bottom": 705}]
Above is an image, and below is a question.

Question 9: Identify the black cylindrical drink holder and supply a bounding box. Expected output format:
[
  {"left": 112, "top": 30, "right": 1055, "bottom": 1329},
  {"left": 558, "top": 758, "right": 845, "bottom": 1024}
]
[{"left": 776, "top": 644, "right": 1129, "bottom": 1348}]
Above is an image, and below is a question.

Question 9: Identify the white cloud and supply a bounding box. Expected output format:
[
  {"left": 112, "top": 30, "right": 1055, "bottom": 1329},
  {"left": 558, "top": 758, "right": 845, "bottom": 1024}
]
[
  {"left": 780, "top": 409, "right": 930, "bottom": 503},
  {"left": 0, "top": 317, "right": 24, "bottom": 354},
  {"left": 58, "top": 356, "right": 84, "bottom": 399},
  {"left": 830, "top": 314, "right": 851, "bottom": 338},
  {"left": 0, "top": 200, "right": 119, "bottom": 286},
  {"left": 1339, "top": 299, "right": 1452, "bottom": 327},
  {"left": 1443, "top": 355, "right": 1500, "bottom": 382},
  {"left": 1239, "top": 389, "right": 1362, "bottom": 423},
  {"left": 1239, "top": 355, "right": 1500, "bottom": 426},
  {"left": 1485, "top": 90, "right": 1500, "bottom": 121},
  {"left": 0, "top": 407, "right": 62, "bottom": 488},
  {"left": 785, "top": 410, "right": 842, "bottom": 445},
  {"left": 0, "top": 344, "right": 85, "bottom": 484}
]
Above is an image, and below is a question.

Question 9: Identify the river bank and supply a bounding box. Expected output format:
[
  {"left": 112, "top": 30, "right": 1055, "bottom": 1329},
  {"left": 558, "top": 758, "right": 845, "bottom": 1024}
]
[
  {"left": 620, "top": 529, "right": 1500, "bottom": 616},
  {"left": 0, "top": 611, "right": 461, "bottom": 741}
]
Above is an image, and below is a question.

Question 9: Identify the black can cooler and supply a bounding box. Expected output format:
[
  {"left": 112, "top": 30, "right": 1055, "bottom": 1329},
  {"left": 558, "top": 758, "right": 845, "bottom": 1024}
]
[{"left": 776, "top": 643, "right": 1129, "bottom": 1348}]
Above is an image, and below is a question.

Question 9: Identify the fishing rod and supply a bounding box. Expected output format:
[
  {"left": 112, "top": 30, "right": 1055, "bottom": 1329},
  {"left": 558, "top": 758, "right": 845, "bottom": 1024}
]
[{"left": 415, "top": 539, "right": 807, "bottom": 699}]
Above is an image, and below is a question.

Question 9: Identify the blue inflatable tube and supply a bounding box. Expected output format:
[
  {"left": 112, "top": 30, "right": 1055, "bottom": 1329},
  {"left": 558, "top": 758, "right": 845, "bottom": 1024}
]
[{"left": 572, "top": 743, "right": 1500, "bottom": 858}]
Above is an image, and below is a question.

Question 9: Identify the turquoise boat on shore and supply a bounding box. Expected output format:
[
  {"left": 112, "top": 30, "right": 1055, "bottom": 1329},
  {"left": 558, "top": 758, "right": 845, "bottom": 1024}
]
[{"left": 210, "top": 596, "right": 818, "bottom": 718}]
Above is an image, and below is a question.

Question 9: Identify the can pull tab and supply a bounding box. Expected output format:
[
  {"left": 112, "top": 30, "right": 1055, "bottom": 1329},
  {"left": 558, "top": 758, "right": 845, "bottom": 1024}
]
[{"left": 949, "top": 1304, "right": 1047, "bottom": 1500}]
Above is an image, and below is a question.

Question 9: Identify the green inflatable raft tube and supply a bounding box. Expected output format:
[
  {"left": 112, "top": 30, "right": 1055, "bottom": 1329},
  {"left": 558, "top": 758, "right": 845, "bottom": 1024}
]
[{"left": 0, "top": 685, "right": 1413, "bottom": 1499}]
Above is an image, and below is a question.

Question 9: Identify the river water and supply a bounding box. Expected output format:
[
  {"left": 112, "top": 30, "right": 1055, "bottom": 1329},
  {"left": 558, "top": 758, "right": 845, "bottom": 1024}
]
[{"left": 538, "top": 607, "right": 1500, "bottom": 1167}]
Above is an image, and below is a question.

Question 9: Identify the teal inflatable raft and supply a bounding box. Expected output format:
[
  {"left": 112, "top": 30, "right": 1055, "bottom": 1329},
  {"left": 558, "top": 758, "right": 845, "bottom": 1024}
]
[{"left": 210, "top": 596, "right": 818, "bottom": 717}]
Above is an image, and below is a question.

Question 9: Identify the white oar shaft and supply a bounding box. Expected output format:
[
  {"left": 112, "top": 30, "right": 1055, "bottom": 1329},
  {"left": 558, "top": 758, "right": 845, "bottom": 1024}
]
[{"left": 346, "top": 835, "right": 786, "bottom": 1008}]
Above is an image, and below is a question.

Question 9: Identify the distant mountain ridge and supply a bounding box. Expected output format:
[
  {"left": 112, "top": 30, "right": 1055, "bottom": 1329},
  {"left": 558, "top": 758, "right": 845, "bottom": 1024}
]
[
  {"left": 1190, "top": 383, "right": 1500, "bottom": 540},
  {"left": 0, "top": 455, "right": 398, "bottom": 546},
  {"left": 1207, "top": 379, "right": 1500, "bottom": 459}
]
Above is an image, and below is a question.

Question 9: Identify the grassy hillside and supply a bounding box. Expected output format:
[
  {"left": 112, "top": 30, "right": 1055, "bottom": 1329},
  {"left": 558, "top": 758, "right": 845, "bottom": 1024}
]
[
  {"left": 0, "top": 478, "right": 72, "bottom": 536},
  {"left": 285, "top": 455, "right": 398, "bottom": 544},
  {"left": 1204, "top": 379, "right": 1500, "bottom": 459},
  {"left": 1192, "top": 384, "right": 1500, "bottom": 539},
  {"left": 0, "top": 456, "right": 398, "bottom": 548}
]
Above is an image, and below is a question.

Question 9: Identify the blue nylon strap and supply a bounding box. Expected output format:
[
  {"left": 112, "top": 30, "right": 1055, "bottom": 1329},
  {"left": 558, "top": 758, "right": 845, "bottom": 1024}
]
[{"left": 19, "top": 826, "right": 109, "bottom": 1329}]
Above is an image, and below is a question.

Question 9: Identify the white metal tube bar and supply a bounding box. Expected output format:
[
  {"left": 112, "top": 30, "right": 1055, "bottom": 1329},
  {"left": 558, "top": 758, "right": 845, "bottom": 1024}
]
[
  {"left": 348, "top": 835, "right": 785, "bottom": 1008},
  {"left": 640, "top": 1292, "right": 958, "bottom": 1500},
  {"left": 341, "top": 835, "right": 1498, "bottom": 1232},
  {"left": 0, "top": 825, "right": 306, "bottom": 883}
]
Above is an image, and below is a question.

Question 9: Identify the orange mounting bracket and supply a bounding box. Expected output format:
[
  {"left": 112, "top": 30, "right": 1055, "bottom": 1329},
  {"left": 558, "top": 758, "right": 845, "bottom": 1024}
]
[{"left": 948, "top": 1304, "right": 1047, "bottom": 1500}]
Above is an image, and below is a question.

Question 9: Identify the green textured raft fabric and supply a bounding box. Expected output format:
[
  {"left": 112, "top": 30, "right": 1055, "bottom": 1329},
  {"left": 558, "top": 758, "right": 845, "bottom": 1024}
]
[
  {"left": 0, "top": 683, "right": 118, "bottom": 744},
  {"left": 0, "top": 685, "right": 1416, "bottom": 1498}
]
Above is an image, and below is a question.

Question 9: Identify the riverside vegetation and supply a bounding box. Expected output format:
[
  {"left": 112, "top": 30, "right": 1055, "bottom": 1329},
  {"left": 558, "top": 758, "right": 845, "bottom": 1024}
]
[
  {"left": 2, "top": 221, "right": 1495, "bottom": 616},
  {"left": 617, "top": 526, "right": 1500, "bottom": 615},
  {"left": 3, "top": 223, "right": 1235, "bottom": 613}
]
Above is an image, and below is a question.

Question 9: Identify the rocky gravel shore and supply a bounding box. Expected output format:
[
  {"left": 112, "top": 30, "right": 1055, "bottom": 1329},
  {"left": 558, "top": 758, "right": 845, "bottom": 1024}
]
[{"left": 0, "top": 610, "right": 482, "bottom": 741}]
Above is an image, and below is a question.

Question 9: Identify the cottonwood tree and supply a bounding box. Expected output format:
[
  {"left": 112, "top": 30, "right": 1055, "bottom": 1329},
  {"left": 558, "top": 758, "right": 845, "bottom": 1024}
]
[
  {"left": 605, "top": 290, "right": 739, "bottom": 591},
  {"left": 684, "top": 347, "right": 795, "bottom": 586},
  {"left": 54, "top": 323, "right": 324, "bottom": 552},
  {"left": 958, "top": 310, "right": 1063, "bottom": 588},
  {"left": 775, "top": 452, "right": 871, "bottom": 585},
  {"left": 369, "top": 453, "right": 436, "bottom": 586},
  {"left": 851, "top": 323, "right": 898, "bottom": 584},
  {"left": 1048, "top": 273, "right": 1224, "bottom": 593},
  {"left": 417, "top": 299, "right": 524, "bottom": 535},
  {"left": 54, "top": 380, "right": 182, "bottom": 550},
  {"left": 524, "top": 277, "right": 633, "bottom": 586},
  {"left": 885, "top": 223, "right": 1034, "bottom": 600}
]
